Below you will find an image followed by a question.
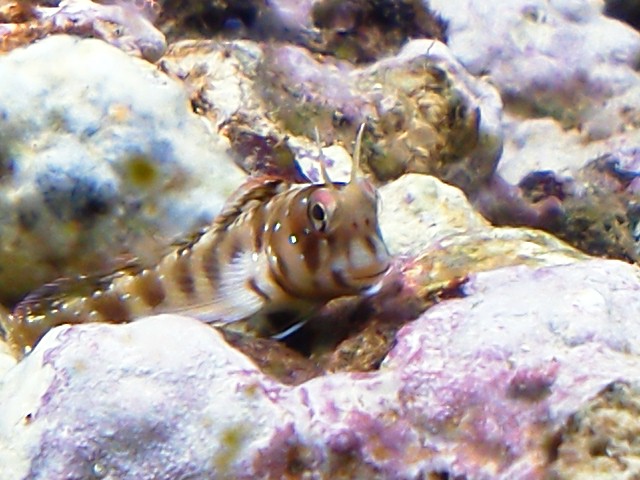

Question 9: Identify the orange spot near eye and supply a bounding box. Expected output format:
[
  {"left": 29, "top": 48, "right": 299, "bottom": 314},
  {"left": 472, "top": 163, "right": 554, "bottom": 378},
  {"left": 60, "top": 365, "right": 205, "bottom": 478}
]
[{"left": 309, "top": 188, "right": 337, "bottom": 212}]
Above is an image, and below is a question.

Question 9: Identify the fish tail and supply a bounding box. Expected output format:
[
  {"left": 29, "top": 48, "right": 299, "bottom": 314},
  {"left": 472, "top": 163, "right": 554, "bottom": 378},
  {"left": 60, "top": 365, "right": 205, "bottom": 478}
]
[{"left": 0, "top": 306, "right": 32, "bottom": 359}]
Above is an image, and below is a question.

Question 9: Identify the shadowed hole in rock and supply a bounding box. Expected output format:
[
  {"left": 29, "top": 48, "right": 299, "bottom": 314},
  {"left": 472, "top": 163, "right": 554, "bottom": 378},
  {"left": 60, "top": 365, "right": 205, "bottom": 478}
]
[
  {"left": 162, "top": 0, "right": 447, "bottom": 62},
  {"left": 177, "top": 1, "right": 259, "bottom": 36},
  {"left": 219, "top": 274, "right": 466, "bottom": 385},
  {"left": 311, "top": 0, "right": 447, "bottom": 63},
  {"left": 604, "top": 0, "right": 640, "bottom": 31}
]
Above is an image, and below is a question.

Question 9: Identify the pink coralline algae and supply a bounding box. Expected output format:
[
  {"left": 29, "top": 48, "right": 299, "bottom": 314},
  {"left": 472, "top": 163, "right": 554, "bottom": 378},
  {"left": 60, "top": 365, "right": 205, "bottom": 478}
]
[{"left": 2, "top": 258, "right": 640, "bottom": 478}]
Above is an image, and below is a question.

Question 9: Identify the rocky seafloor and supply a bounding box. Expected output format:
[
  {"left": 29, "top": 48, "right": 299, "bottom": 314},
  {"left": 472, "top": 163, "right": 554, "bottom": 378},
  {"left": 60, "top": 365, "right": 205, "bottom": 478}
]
[{"left": 2, "top": 0, "right": 640, "bottom": 478}]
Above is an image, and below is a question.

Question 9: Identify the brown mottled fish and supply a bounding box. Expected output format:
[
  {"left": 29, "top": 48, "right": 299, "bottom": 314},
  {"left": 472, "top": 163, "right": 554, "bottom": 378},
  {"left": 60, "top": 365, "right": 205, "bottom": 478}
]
[{"left": 1, "top": 126, "right": 391, "bottom": 356}]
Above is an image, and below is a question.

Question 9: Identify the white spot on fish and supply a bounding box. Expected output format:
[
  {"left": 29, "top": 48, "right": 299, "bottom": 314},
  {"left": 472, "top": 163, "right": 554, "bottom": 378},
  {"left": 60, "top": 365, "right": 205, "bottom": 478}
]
[
  {"left": 289, "top": 234, "right": 298, "bottom": 245},
  {"left": 27, "top": 315, "right": 46, "bottom": 324},
  {"left": 362, "top": 280, "right": 383, "bottom": 296}
]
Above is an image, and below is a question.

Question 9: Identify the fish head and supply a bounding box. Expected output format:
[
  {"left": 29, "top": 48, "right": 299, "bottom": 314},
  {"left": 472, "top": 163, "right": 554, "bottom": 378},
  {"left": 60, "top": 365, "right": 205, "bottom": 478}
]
[{"left": 266, "top": 177, "right": 391, "bottom": 300}]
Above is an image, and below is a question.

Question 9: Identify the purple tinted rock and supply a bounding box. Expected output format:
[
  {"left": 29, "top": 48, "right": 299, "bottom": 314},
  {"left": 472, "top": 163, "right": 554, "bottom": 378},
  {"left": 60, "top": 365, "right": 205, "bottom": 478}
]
[
  {"left": 487, "top": 148, "right": 640, "bottom": 261},
  {"left": 383, "top": 258, "right": 640, "bottom": 477},
  {"left": 0, "top": 315, "right": 292, "bottom": 479},
  {"left": 434, "top": 0, "right": 640, "bottom": 259},
  {"left": 430, "top": 0, "right": 640, "bottom": 131},
  {"left": 2, "top": 259, "right": 640, "bottom": 478}
]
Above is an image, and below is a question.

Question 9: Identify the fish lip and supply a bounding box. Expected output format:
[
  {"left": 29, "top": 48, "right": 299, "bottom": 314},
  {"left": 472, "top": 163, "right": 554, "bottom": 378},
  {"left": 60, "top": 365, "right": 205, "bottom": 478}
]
[
  {"left": 332, "top": 263, "right": 391, "bottom": 294},
  {"left": 350, "top": 263, "right": 391, "bottom": 282},
  {"left": 347, "top": 266, "right": 392, "bottom": 296}
]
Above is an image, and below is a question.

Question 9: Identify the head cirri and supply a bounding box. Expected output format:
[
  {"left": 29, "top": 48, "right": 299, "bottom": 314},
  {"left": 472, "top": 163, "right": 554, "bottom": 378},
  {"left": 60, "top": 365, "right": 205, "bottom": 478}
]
[{"left": 263, "top": 125, "right": 391, "bottom": 301}]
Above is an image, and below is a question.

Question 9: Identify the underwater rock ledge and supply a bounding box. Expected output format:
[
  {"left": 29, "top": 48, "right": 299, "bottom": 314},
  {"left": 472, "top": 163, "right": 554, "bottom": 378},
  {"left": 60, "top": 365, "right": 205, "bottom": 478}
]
[{"left": 2, "top": 258, "right": 640, "bottom": 478}]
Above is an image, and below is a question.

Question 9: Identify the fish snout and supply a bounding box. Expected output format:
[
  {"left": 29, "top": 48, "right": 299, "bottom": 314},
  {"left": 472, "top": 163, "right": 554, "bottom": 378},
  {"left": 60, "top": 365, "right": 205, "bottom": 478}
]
[
  {"left": 347, "top": 233, "right": 390, "bottom": 278},
  {"left": 344, "top": 245, "right": 391, "bottom": 294}
]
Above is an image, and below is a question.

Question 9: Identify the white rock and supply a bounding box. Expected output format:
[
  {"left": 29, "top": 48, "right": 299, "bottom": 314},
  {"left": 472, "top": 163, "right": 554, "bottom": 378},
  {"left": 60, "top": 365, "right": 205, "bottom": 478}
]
[
  {"left": 379, "top": 174, "right": 489, "bottom": 256},
  {"left": 0, "top": 35, "right": 246, "bottom": 299}
]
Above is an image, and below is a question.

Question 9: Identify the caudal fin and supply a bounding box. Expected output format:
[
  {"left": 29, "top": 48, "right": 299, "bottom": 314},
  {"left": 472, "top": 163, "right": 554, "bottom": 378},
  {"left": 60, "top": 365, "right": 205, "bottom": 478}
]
[{"left": 0, "top": 305, "right": 32, "bottom": 359}]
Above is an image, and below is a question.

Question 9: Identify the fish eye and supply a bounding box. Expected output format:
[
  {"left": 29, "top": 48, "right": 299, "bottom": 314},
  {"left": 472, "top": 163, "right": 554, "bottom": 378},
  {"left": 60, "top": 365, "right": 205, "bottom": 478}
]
[
  {"left": 311, "top": 203, "right": 325, "bottom": 221},
  {"left": 309, "top": 202, "right": 328, "bottom": 232},
  {"left": 308, "top": 188, "right": 337, "bottom": 233}
]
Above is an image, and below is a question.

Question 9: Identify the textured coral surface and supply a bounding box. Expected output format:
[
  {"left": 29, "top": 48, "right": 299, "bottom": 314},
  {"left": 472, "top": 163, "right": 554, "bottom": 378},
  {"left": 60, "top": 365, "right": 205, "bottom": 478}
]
[{"left": 2, "top": 259, "right": 640, "bottom": 479}]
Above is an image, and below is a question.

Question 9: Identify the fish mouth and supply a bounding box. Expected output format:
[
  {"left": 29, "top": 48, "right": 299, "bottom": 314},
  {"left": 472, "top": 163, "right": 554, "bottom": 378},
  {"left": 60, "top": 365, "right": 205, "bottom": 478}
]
[
  {"left": 332, "top": 263, "right": 391, "bottom": 294},
  {"left": 350, "top": 263, "right": 391, "bottom": 283},
  {"left": 347, "top": 264, "right": 392, "bottom": 296}
]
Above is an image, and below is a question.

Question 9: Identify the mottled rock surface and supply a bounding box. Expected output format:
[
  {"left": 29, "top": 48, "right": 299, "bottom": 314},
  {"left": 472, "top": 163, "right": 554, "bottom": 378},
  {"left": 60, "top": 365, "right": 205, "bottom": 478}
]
[
  {"left": 550, "top": 381, "right": 640, "bottom": 479},
  {"left": 0, "top": 34, "right": 245, "bottom": 301},
  {"left": 2, "top": 258, "right": 640, "bottom": 479},
  {"left": 0, "top": 0, "right": 166, "bottom": 61},
  {"left": 161, "top": 38, "right": 502, "bottom": 188},
  {"left": 432, "top": 0, "right": 640, "bottom": 134},
  {"left": 431, "top": 0, "right": 640, "bottom": 262}
]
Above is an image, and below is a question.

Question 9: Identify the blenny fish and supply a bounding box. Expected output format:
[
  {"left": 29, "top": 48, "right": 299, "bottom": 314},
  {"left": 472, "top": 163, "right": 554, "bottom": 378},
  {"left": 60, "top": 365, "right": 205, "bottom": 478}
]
[{"left": 1, "top": 127, "right": 391, "bottom": 356}]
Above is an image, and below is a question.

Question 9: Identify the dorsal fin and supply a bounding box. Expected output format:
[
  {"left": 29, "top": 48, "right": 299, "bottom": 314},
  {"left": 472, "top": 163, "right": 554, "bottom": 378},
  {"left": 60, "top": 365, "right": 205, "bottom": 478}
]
[
  {"left": 314, "top": 127, "right": 336, "bottom": 188},
  {"left": 351, "top": 123, "right": 366, "bottom": 183},
  {"left": 216, "top": 176, "right": 287, "bottom": 228},
  {"left": 178, "top": 175, "right": 288, "bottom": 252}
]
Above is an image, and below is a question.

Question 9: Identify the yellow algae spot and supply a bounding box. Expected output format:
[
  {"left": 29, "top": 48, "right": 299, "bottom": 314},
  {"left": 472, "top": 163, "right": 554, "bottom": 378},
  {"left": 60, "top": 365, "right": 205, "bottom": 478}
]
[
  {"left": 212, "top": 425, "right": 250, "bottom": 474},
  {"left": 72, "top": 358, "right": 89, "bottom": 375},
  {"left": 241, "top": 381, "right": 261, "bottom": 398},
  {"left": 108, "top": 103, "right": 131, "bottom": 123},
  {"left": 273, "top": 144, "right": 296, "bottom": 170},
  {"left": 123, "top": 155, "right": 159, "bottom": 189}
]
